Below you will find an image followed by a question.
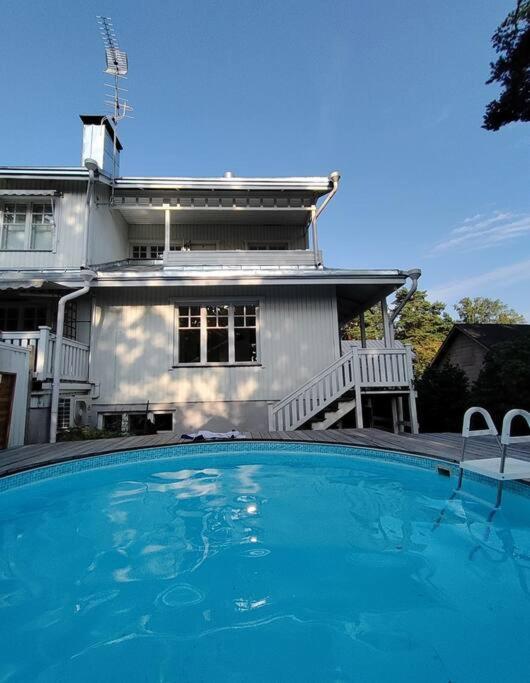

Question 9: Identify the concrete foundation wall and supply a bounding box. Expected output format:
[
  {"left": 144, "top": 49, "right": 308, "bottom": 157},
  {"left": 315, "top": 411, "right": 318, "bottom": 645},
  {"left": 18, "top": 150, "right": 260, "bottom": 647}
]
[{"left": 92, "top": 400, "right": 269, "bottom": 433}]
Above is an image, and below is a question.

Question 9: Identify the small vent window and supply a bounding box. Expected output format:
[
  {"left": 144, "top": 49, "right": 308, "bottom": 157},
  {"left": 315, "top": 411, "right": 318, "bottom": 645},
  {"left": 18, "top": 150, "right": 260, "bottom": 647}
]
[{"left": 57, "top": 398, "right": 71, "bottom": 431}]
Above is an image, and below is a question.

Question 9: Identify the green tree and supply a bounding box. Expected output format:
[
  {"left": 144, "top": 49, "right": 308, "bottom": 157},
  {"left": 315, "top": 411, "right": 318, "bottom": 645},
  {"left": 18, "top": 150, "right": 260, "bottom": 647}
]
[
  {"left": 343, "top": 305, "right": 383, "bottom": 340},
  {"left": 344, "top": 289, "right": 453, "bottom": 376},
  {"left": 393, "top": 289, "right": 453, "bottom": 375},
  {"left": 454, "top": 297, "right": 525, "bottom": 324},
  {"left": 483, "top": 1, "right": 530, "bottom": 130},
  {"left": 472, "top": 338, "right": 530, "bottom": 428},
  {"left": 416, "top": 364, "right": 470, "bottom": 432}
]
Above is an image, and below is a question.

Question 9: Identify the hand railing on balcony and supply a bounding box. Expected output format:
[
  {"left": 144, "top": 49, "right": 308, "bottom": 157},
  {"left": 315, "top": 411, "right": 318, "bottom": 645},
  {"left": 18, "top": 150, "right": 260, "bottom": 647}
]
[
  {"left": 268, "top": 345, "right": 414, "bottom": 431},
  {"left": 0, "top": 326, "right": 90, "bottom": 382},
  {"left": 163, "top": 249, "right": 322, "bottom": 269}
]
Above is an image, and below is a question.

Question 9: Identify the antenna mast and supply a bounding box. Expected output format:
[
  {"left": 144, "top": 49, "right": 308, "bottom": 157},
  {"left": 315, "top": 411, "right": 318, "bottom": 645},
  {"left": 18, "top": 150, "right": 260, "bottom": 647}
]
[{"left": 96, "top": 16, "right": 132, "bottom": 186}]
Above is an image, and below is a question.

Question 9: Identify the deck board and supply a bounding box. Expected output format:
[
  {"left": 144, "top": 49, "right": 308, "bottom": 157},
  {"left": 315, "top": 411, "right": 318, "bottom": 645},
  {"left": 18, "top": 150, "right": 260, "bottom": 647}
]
[{"left": 1, "top": 429, "right": 529, "bottom": 480}]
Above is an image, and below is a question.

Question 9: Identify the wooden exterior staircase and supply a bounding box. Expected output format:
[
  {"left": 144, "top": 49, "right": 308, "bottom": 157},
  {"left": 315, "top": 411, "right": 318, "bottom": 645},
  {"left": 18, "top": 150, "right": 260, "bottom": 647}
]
[{"left": 268, "top": 345, "right": 414, "bottom": 431}]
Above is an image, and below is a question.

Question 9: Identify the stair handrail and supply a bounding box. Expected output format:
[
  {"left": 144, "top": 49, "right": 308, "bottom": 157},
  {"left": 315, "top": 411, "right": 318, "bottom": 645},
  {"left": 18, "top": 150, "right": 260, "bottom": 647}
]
[
  {"left": 501, "top": 409, "right": 530, "bottom": 446},
  {"left": 269, "top": 348, "right": 358, "bottom": 430},
  {"left": 271, "top": 348, "right": 355, "bottom": 414}
]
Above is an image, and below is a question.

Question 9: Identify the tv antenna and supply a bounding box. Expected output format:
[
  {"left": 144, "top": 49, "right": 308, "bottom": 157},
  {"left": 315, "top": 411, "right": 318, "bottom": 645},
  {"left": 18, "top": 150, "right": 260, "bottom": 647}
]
[{"left": 96, "top": 16, "right": 132, "bottom": 182}]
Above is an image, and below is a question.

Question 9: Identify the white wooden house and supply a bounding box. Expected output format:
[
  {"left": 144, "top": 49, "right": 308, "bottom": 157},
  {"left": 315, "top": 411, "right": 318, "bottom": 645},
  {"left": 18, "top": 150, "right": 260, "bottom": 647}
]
[{"left": 0, "top": 115, "right": 420, "bottom": 443}]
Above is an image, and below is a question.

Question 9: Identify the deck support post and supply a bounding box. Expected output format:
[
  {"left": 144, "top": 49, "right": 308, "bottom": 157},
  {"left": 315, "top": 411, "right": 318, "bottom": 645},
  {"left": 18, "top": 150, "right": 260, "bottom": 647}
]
[
  {"left": 381, "top": 298, "right": 393, "bottom": 346},
  {"left": 35, "top": 326, "right": 52, "bottom": 381},
  {"left": 352, "top": 347, "right": 364, "bottom": 428},
  {"left": 359, "top": 312, "right": 367, "bottom": 348},
  {"left": 391, "top": 398, "right": 399, "bottom": 434},
  {"left": 405, "top": 344, "right": 419, "bottom": 434},
  {"left": 164, "top": 206, "right": 171, "bottom": 254}
]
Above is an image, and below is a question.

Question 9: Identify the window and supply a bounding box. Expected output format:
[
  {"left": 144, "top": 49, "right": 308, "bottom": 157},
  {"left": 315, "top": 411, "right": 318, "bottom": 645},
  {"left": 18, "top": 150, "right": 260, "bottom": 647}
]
[
  {"left": 248, "top": 242, "right": 288, "bottom": 250},
  {"left": 234, "top": 305, "right": 257, "bottom": 362},
  {"left": 153, "top": 413, "right": 173, "bottom": 431},
  {"left": 22, "top": 306, "right": 47, "bottom": 331},
  {"left": 150, "top": 245, "right": 164, "bottom": 259},
  {"left": 102, "top": 414, "right": 123, "bottom": 433},
  {"left": 175, "top": 303, "right": 258, "bottom": 365},
  {"left": 132, "top": 245, "right": 148, "bottom": 259},
  {"left": 131, "top": 244, "right": 181, "bottom": 259},
  {"left": 1, "top": 202, "right": 54, "bottom": 251},
  {"left": 0, "top": 307, "right": 19, "bottom": 331},
  {"left": 57, "top": 397, "right": 72, "bottom": 430},
  {"left": 64, "top": 301, "right": 77, "bottom": 340}
]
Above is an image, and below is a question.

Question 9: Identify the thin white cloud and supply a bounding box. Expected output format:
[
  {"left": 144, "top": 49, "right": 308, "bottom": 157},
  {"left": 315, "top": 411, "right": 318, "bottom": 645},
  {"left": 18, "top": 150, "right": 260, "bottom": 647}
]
[
  {"left": 431, "top": 211, "right": 530, "bottom": 254},
  {"left": 429, "top": 258, "right": 530, "bottom": 305}
]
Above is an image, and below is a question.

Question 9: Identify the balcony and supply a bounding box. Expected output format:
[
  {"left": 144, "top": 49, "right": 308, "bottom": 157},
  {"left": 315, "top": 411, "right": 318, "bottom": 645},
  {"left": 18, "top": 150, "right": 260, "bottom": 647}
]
[
  {"left": 163, "top": 249, "right": 321, "bottom": 269},
  {"left": 0, "top": 326, "right": 90, "bottom": 382}
]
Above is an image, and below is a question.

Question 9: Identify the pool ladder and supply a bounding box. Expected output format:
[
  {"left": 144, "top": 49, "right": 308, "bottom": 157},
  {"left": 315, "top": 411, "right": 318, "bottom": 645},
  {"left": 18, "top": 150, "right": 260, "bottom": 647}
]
[{"left": 457, "top": 407, "right": 530, "bottom": 507}]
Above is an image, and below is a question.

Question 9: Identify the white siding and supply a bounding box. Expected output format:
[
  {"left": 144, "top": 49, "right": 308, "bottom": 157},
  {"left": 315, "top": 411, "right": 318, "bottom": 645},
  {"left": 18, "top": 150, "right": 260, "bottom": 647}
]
[
  {"left": 91, "top": 285, "right": 340, "bottom": 406},
  {"left": 90, "top": 186, "right": 128, "bottom": 264},
  {"left": 128, "top": 224, "right": 308, "bottom": 250},
  {"left": 0, "top": 341, "right": 30, "bottom": 447}
]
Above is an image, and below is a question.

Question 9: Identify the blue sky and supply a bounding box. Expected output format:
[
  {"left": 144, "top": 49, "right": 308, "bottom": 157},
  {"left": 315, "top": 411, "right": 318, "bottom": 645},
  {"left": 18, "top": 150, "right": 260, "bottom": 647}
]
[{"left": 2, "top": 1, "right": 529, "bottom": 319}]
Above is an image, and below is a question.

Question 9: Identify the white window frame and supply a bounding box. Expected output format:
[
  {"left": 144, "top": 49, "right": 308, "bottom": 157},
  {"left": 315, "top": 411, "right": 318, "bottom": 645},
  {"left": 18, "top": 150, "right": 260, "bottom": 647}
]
[
  {"left": 0, "top": 199, "right": 56, "bottom": 252},
  {"left": 246, "top": 240, "right": 290, "bottom": 250},
  {"left": 57, "top": 397, "right": 72, "bottom": 431},
  {"left": 172, "top": 298, "right": 260, "bottom": 367}
]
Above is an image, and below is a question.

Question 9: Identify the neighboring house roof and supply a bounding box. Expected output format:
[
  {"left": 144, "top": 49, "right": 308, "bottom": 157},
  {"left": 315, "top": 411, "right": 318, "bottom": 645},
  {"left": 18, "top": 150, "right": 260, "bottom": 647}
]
[{"left": 431, "top": 323, "right": 530, "bottom": 368}]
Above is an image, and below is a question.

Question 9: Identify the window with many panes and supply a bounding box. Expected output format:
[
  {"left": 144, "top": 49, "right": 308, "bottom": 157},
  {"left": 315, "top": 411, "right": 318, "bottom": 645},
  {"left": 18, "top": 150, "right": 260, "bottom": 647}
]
[
  {"left": 131, "top": 244, "right": 182, "bottom": 259},
  {"left": 57, "top": 397, "right": 72, "bottom": 430},
  {"left": 64, "top": 301, "right": 77, "bottom": 340},
  {"left": 175, "top": 303, "right": 258, "bottom": 365},
  {"left": 247, "top": 242, "right": 289, "bottom": 250},
  {"left": 1, "top": 202, "right": 54, "bottom": 251}
]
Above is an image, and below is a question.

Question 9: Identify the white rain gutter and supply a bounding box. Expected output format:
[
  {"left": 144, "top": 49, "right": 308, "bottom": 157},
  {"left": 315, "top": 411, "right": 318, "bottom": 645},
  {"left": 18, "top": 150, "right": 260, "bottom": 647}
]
[{"left": 49, "top": 270, "right": 96, "bottom": 443}]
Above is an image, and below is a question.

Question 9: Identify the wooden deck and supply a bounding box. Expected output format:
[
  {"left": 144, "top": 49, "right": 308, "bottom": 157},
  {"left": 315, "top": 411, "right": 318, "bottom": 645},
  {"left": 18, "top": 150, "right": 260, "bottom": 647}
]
[{"left": 1, "top": 428, "right": 529, "bottom": 480}]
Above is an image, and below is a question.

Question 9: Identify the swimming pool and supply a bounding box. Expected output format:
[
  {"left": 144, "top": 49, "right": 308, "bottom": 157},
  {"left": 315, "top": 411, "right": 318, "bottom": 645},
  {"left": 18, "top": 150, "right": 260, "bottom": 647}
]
[{"left": 0, "top": 441, "right": 529, "bottom": 682}]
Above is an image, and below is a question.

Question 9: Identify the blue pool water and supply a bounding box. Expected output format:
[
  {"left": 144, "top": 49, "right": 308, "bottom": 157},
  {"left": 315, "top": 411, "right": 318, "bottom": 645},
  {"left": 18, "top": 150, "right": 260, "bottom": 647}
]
[{"left": 1, "top": 442, "right": 530, "bottom": 682}]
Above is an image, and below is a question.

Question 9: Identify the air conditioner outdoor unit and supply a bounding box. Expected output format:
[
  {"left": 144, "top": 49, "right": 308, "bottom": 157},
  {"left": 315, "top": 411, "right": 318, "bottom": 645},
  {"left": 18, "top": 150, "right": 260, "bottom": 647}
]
[{"left": 73, "top": 398, "right": 91, "bottom": 426}]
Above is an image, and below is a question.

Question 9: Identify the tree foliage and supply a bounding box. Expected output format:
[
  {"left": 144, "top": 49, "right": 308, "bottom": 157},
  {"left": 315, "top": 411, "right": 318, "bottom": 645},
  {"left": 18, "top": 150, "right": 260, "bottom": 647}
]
[
  {"left": 483, "top": 0, "right": 530, "bottom": 130},
  {"left": 344, "top": 289, "right": 453, "bottom": 376},
  {"left": 416, "top": 364, "right": 470, "bottom": 433},
  {"left": 454, "top": 297, "right": 525, "bottom": 324},
  {"left": 393, "top": 289, "right": 453, "bottom": 375},
  {"left": 472, "top": 339, "right": 530, "bottom": 428}
]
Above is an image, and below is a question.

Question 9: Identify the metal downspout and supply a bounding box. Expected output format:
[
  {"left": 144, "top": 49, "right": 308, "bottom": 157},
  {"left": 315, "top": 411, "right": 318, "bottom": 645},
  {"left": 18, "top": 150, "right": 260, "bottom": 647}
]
[
  {"left": 310, "top": 171, "right": 341, "bottom": 267},
  {"left": 49, "top": 270, "right": 96, "bottom": 443},
  {"left": 389, "top": 269, "right": 422, "bottom": 324}
]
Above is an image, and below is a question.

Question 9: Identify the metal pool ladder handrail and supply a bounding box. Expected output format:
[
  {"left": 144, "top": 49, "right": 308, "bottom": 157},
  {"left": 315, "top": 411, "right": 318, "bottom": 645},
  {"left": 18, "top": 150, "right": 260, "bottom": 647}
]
[
  {"left": 457, "top": 407, "right": 500, "bottom": 490},
  {"left": 458, "top": 407, "right": 530, "bottom": 507}
]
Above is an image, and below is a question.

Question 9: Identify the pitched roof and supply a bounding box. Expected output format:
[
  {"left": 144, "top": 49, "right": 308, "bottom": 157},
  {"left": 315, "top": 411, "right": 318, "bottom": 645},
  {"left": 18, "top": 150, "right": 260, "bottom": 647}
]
[{"left": 454, "top": 323, "right": 530, "bottom": 349}]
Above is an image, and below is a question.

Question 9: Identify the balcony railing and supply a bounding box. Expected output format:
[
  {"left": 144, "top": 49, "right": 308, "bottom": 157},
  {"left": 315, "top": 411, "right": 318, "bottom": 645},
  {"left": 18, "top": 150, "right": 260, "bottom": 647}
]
[
  {"left": 0, "top": 326, "right": 90, "bottom": 382},
  {"left": 163, "top": 249, "right": 321, "bottom": 269}
]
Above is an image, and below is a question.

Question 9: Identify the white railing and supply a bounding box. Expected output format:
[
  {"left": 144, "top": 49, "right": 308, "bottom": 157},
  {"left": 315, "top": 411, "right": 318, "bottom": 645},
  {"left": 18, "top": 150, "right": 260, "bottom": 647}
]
[
  {"left": 163, "top": 249, "right": 321, "bottom": 269},
  {"left": 0, "top": 326, "right": 89, "bottom": 382},
  {"left": 357, "top": 348, "right": 410, "bottom": 386},
  {"left": 268, "top": 345, "right": 414, "bottom": 431}
]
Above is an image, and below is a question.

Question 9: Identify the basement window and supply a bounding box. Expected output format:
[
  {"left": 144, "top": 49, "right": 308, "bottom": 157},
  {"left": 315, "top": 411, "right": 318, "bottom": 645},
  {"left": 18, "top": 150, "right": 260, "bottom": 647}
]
[
  {"left": 0, "top": 202, "right": 54, "bottom": 251},
  {"left": 153, "top": 413, "right": 173, "bottom": 431},
  {"left": 174, "top": 303, "right": 259, "bottom": 365}
]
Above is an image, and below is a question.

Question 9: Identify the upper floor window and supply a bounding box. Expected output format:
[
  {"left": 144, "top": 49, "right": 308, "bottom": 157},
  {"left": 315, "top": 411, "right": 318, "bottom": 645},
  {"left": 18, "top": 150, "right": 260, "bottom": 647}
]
[
  {"left": 247, "top": 242, "right": 288, "bottom": 250},
  {"left": 0, "top": 202, "right": 54, "bottom": 251},
  {"left": 174, "top": 303, "right": 259, "bottom": 365}
]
